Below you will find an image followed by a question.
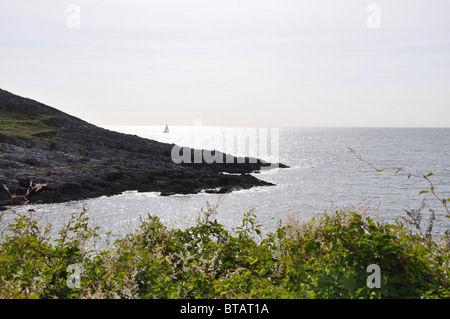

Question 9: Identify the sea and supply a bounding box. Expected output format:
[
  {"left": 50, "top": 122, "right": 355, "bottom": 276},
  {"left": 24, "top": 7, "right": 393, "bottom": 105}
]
[{"left": 3, "top": 127, "right": 450, "bottom": 243}]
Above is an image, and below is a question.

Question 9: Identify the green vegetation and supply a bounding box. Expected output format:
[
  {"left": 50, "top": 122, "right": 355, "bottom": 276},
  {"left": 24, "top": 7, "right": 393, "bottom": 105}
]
[
  {"left": 0, "top": 201, "right": 448, "bottom": 299},
  {"left": 0, "top": 107, "right": 57, "bottom": 140},
  {"left": 0, "top": 147, "right": 448, "bottom": 299}
]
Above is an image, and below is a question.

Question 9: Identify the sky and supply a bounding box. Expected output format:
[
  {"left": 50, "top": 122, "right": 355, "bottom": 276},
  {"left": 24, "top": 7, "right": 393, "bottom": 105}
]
[{"left": 1, "top": 0, "right": 450, "bottom": 127}]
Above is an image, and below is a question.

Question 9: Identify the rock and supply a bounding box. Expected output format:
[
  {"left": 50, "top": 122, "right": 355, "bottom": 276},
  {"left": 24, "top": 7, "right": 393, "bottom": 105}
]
[{"left": 0, "top": 88, "right": 288, "bottom": 207}]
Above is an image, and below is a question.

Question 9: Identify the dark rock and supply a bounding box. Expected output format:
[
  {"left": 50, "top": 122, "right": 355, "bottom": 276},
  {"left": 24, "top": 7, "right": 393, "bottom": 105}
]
[{"left": 0, "top": 88, "right": 288, "bottom": 207}]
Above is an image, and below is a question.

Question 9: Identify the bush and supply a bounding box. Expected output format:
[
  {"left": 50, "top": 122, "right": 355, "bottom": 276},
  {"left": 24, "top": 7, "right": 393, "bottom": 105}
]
[{"left": 0, "top": 201, "right": 448, "bottom": 299}]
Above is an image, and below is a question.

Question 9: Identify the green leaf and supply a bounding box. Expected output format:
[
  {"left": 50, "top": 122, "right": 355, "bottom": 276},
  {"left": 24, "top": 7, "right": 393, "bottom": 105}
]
[
  {"left": 427, "top": 172, "right": 434, "bottom": 177},
  {"left": 250, "top": 257, "right": 259, "bottom": 265},
  {"left": 395, "top": 168, "right": 401, "bottom": 175},
  {"left": 419, "top": 190, "right": 429, "bottom": 195}
]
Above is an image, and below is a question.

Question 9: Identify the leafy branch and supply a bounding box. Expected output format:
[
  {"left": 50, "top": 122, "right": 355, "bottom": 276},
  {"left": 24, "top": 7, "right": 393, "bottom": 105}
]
[{"left": 348, "top": 147, "right": 449, "bottom": 218}]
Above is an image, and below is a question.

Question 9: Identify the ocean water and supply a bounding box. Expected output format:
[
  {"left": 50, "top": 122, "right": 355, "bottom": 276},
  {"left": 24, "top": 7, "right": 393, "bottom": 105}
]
[{"left": 3, "top": 127, "right": 450, "bottom": 242}]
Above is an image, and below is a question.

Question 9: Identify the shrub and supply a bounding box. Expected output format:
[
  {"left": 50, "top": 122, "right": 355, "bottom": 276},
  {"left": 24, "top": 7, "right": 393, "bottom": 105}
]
[{"left": 0, "top": 201, "right": 448, "bottom": 299}]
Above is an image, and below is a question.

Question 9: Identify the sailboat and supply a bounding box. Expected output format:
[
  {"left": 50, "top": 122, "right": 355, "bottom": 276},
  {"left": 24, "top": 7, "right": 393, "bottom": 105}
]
[{"left": 163, "top": 124, "right": 169, "bottom": 133}]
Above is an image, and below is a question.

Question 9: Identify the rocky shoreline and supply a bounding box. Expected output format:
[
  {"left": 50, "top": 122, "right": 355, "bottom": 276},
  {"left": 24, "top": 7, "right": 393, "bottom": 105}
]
[{"left": 0, "top": 89, "right": 287, "bottom": 210}]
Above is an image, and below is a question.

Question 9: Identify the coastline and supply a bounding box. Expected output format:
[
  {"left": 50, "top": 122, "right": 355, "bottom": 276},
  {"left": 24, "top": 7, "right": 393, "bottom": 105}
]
[{"left": 0, "top": 88, "right": 287, "bottom": 208}]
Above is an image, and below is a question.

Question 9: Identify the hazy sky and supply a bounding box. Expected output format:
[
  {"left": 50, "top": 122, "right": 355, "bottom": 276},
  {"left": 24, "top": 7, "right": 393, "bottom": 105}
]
[{"left": 1, "top": 0, "right": 450, "bottom": 127}]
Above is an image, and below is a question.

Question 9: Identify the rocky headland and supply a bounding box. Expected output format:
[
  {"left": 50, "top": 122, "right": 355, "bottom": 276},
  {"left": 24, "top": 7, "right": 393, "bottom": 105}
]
[{"left": 0, "top": 89, "right": 287, "bottom": 209}]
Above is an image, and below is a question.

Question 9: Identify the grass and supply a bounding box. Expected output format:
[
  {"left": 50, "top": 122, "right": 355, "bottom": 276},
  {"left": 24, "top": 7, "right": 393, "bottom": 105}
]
[{"left": 0, "top": 107, "right": 58, "bottom": 140}]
